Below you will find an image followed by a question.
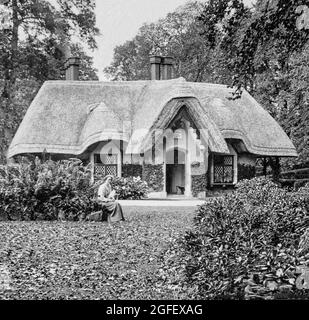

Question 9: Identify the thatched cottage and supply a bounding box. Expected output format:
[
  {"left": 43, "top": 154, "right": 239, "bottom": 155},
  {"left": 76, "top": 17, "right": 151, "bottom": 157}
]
[{"left": 8, "top": 56, "right": 297, "bottom": 198}]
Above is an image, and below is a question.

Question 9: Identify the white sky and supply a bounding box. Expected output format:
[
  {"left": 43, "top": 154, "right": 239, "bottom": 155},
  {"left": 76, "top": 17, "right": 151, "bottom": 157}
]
[{"left": 92, "top": 0, "right": 255, "bottom": 80}]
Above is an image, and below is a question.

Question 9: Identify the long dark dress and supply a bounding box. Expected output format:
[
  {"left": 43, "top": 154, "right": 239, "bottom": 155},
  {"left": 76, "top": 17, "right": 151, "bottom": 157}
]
[{"left": 97, "top": 182, "right": 125, "bottom": 223}]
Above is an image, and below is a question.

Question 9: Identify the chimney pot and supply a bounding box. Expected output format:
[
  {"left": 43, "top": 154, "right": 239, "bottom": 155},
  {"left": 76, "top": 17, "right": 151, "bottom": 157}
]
[
  {"left": 150, "top": 55, "right": 161, "bottom": 80},
  {"left": 162, "top": 56, "right": 174, "bottom": 80},
  {"left": 64, "top": 56, "right": 81, "bottom": 81}
]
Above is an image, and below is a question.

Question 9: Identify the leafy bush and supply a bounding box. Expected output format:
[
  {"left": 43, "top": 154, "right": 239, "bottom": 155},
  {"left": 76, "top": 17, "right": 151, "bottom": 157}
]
[
  {"left": 191, "top": 174, "right": 207, "bottom": 197},
  {"left": 142, "top": 164, "right": 164, "bottom": 192},
  {"left": 121, "top": 164, "right": 143, "bottom": 178},
  {"left": 111, "top": 176, "right": 148, "bottom": 200},
  {"left": 0, "top": 157, "right": 100, "bottom": 221},
  {"left": 182, "top": 177, "right": 309, "bottom": 299}
]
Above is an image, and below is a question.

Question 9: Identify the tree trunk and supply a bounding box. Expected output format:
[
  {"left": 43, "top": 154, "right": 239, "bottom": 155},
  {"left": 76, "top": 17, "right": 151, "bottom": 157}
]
[{"left": 2, "top": 0, "right": 19, "bottom": 99}]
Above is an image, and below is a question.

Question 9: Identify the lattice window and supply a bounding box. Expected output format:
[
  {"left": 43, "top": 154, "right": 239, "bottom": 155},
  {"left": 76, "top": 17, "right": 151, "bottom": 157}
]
[
  {"left": 94, "top": 164, "right": 106, "bottom": 176},
  {"left": 213, "top": 155, "right": 234, "bottom": 183},
  {"left": 105, "top": 165, "right": 117, "bottom": 176},
  {"left": 94, "top": 153, "right": 118, "bottom": 178}
]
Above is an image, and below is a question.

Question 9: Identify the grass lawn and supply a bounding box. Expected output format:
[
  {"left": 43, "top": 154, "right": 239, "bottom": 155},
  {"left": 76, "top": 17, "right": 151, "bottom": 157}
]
[{"left": 0, "top": 206, "right": 196, "bottom": 300}]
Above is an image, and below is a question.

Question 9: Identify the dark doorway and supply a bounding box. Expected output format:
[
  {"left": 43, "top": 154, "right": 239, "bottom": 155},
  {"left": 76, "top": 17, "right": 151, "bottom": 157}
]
[{"left": 166, "top": 164, "right": 185, "bottom": 194}]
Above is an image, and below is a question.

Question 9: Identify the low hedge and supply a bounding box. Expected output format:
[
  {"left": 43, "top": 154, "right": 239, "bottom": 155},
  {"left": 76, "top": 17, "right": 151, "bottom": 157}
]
[{"left": 182, "top": 178, "right": 309, "bottom": 299}]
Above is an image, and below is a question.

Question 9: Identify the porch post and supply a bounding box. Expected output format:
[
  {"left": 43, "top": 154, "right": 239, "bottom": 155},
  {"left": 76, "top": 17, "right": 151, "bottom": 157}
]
[
  {"left": 184, "top": 122, "right": 192, "bottom": 197},
  {"left": 90, "top": 152, "right": 94, "bottom": 184},
  {"left": 163, "top": 137, "right": 167, "bottom": 194}
]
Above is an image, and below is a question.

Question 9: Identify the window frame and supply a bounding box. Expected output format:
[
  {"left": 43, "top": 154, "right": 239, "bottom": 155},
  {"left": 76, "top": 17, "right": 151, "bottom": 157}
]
[{"left": 213, "top": 154, "right": 234, "bottom": 184}]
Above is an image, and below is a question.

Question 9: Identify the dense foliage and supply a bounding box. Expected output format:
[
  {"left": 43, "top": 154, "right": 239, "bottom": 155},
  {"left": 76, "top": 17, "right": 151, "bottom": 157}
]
[
  {"left": 0, "top": 158, "right": 99, "bottom": 221},
  {"left": 111, "top": 176, "right": 148, "bottom": 200},
  {"left": 181, "top": 178, "right": 309, "bottom": 299},
  {"left": 103, "top": 1, "right": 206, "bottom": 82},
  {"left": 142, "top": 164, "right": 164, "bottom": 192},
  {"left": 0, "top": 0, "right": 99, "bottom": 163},
  {"left": 121, "top": 164, "right": 143, "bottom": 178},
  {"left": 191, "top": 174, "right": 207, "bottom": 197},
  {"left": 0, "top": 158, "right": 148, "bottom": 221}
]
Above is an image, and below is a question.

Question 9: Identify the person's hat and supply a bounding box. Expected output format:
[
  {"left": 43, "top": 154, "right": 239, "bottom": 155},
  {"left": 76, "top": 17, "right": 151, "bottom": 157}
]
[{"left": 103, "top": 175, "right": 114, "bottom": 182}]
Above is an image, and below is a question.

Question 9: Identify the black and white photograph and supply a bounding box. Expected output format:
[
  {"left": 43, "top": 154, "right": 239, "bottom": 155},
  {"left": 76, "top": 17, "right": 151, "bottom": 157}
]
[{"left": 0, "top": 0, "right": 309, "bottom": 315}]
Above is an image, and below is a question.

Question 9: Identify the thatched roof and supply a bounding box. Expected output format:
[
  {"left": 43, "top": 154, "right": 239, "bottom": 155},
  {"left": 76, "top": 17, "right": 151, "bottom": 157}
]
[{"left": 8, "top": 77, "right": 297, "bottom": 158}]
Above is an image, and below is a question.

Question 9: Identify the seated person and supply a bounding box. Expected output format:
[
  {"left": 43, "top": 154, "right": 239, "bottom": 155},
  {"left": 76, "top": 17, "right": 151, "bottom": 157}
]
[{"left": 97, "top": 175, "right": 125, "bottom": 223}]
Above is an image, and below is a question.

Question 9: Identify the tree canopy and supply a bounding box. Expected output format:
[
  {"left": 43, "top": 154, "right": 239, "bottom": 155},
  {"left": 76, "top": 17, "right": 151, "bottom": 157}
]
[{"left": 0, "top": 0, "right": 99, "bottom": 163}]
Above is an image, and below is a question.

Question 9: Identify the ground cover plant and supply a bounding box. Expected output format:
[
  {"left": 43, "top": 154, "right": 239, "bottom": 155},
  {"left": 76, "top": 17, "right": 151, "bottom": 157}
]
[{"left": 0, "top": 207, "right": 194, "bottom": 300}]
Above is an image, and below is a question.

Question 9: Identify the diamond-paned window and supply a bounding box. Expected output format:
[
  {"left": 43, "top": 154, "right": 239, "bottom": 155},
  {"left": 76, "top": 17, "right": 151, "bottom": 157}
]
[
  {"left": 94, "top": 154, "right": 118, "bottom": 178},
  {"left": 213, "top": 155, "right": 234, "bottom": 183}
]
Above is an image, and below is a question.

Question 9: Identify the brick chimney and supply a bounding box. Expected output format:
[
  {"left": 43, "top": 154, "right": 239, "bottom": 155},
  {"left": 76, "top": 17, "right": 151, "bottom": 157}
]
[
  {"left": 64, "top": 57, "right": 80, "bottom": 81},
  {"left": 150, "top": 55, "right": 161, "bottom": 80},
  {"left": 162, "top": 56, "right": 174, "bottom": 80}
]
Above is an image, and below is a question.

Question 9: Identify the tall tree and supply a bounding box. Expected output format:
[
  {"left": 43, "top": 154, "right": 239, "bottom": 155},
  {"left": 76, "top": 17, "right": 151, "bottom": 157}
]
[
  {"left": 278, "top": 43, "right": 309, "bottom": 168},
  {"left": 226, "top": 0, "right": 309, "bottom": 94},
  {"left": 1, "top": 0, "right": 99, "bottom": 98},
  {"left": 104, "top": 1, "right": 210, "bottom": 82},
  {"left": 0, "top": 0, "right": 99, "bottom": 163}
]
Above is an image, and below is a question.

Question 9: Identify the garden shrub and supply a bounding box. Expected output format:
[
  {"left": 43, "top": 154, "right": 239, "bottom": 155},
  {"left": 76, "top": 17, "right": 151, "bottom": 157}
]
[
  {"left": 121, "top": 164, "right": 143, "bottom": 178},
  {"left": 0, "top": 157, "right": 100, "bottom": 221},
  {"left": 90, "top": 176, "right": 149, "bottom": 200},
  {"left": 191, "top": 174, "right": 207, "bottom": 197},
  {"left": 111, "top": 176, "right": 148, "bottom": 200},
  {"left": 142, "top": 164, "right": 164, "bottom": 192},
  {"left": 0, "top": 158, "right": 150, "bottom": 221},
  {"left": 182, "top": 177, "right": 309, "bottom": 299}
]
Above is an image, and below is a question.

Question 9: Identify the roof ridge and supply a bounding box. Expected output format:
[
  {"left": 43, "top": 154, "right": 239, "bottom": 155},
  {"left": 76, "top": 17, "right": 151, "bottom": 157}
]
[
  {"left": 42, "top": 79, "right": 232, "bottom": 90},
  {"left": 43, "top": 77, "right": 188, "bottom": 86},
  {"left": 188, "top": 81, "right": 231, "bottom": 88}
]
